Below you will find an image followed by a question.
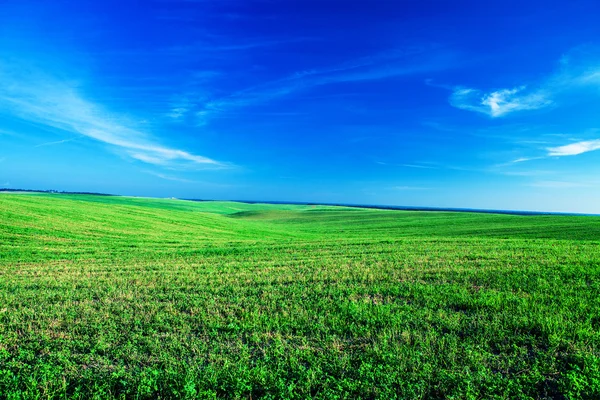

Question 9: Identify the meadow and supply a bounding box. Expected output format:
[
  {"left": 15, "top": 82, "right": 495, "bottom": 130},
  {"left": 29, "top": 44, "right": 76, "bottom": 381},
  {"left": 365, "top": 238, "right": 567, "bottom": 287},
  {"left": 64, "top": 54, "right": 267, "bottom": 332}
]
[{"left": 0, "top": 192, "right": 599, "bottom": 399}]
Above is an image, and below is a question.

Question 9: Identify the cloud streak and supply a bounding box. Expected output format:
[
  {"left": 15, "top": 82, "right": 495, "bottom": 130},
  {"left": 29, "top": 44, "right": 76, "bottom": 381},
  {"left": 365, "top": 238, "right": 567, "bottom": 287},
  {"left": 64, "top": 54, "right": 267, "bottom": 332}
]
[
  {"left": 144, "top": 170, "right": 196, "bottom": 183},
  {"left": 34, "top": 137, "right": 80, "bottom": 148},
  {"left": 529, "top": 180, "right": 591, "bottom": 188},
  {"left": 547, "top": 139, "right": 600, "bottom": 156},
  {"left": 497, "top": 131, "right": 600, "bottom": 167},
  {"left": 376, "top": 161, "right": 438, "bottom": 169},
  {"left": 166, "top": 37, "right": 313, "bottom": 54},
  {"left": 393, "top": 185, "right": 431, "bottom": 190},
  {"left": 142, "top": 170, "right": 238, "bottom": 188},
  {"left": 0, "top": 62, "right": 225, "bottom": 169},
  {"left": 449, "top": 46, "right": 600, "bottom": 117},
  {"left": 450, "top": 86, "right": 552, "bottom": 117},
  {"left": 183, "top": 45, "right": 456, "bottom": 124}
]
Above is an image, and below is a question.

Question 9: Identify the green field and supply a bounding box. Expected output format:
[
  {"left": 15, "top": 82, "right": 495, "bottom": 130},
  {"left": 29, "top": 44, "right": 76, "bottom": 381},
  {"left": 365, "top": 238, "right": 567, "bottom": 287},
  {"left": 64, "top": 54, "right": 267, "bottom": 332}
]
[{"left": 1, "top": 193, "right": 599, "bottom": 399}]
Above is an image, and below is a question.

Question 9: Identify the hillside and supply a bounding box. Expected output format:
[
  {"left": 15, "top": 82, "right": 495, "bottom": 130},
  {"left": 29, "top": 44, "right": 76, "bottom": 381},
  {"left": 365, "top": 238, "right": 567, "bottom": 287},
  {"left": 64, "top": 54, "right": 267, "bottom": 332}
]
[{"left": 0, "top": 193, "right": 599, "bottom": 399}]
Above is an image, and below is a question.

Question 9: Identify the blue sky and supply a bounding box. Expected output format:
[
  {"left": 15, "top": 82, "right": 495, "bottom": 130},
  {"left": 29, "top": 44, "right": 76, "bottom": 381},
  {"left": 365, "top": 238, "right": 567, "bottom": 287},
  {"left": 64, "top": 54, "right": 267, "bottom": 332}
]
[{"left": 1, "top": 0, "right": 600, "bottom": 212}]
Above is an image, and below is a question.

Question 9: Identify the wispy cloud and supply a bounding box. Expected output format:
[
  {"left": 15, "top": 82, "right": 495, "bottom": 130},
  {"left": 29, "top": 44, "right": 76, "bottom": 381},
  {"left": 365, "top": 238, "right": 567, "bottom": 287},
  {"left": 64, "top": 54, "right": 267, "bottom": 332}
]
[
  {"left": 144, "top": 170, "right": 196, "bottom": 183},
  {"left": 450, "top": 86, "right": 552, "bottom": 117},
  {"left": 393, "top": 185, "right": 430, "bottom": 190},
  {"left": 376, "top": 161, "right": 438, "bottom": 169},
  {"left": 420, "top": 120, "right": 456, "bottom": 132},
  {"left": 529, "top": 180, "right": 592, "bottom": 188},
  {"left": 0, "top": 62, "right": 225, "bottom": 169},
  {"left": 547, "top": 139, "right": 600, "bottom": 156},
  {"left": 89, "top": 36, "right": 303, "bottom": 58},
  {"left": 34, "top": 137, "right": 80, "bottom": 148},
  {"left": 449, "top": 45, "right": 600, "bottom": 117},
  {"left": 494, "top": 131, "right": 600, "bottom": 166},
  {"left": 511, "top": 157, "right": 538, "bottom": 163},
  {"left": 0, "top": 128, "right": 23, "bottom": 137},
  {"left": 142, "top": 170, "right": 238, "bottom": 188},
  {"left": 497, "top": 156, "right": 547, "bottom": 165},
  {"left": 167, "top": 37, "right": 310, "bottom": 54},
  {"left": 497, "top": 169, "right": 555, "bottom": 177},
  {"left": 180, "top": 45, "right": 456, "bottom": 124}
]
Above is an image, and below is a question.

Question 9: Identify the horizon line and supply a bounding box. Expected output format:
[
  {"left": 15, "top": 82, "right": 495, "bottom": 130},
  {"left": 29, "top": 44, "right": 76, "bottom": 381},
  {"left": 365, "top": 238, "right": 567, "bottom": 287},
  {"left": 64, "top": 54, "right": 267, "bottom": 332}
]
[{"left": 1, "top": 187, "right": 598, "bottom": 217}]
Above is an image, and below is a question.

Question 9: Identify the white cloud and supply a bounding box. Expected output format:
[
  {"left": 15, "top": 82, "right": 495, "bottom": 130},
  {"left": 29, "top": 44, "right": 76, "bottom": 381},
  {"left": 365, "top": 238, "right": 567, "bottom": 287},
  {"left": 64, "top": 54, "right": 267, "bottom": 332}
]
[
  {"left": 168, "top": 107, "right": 188, "bottom": 120},
  {"left": 512, "top": 157, "right": 535, "bottom": 163},
  {"left": 450, "top": 45, "right": 600, "bottom": 117},
  {"left": 450, "top": 85, "right": 552, "bottom": 117},
  {"left": 498, "top": 132, "right": 600, "bottom": 166},
  {"left": 127, "top": 146, "right": 216, "bottom": 165},
  {"left": 0, "top": 62, "right": 224, "bottom": 169},
  {"left": 547, "top": 139, "right": 600, "bottom": 156},
  {"left": 482, "top": 87, "right": 552, "bottom": 117},
  {"left": 507, "top": 156, "right": 547, "bottom": 164}
]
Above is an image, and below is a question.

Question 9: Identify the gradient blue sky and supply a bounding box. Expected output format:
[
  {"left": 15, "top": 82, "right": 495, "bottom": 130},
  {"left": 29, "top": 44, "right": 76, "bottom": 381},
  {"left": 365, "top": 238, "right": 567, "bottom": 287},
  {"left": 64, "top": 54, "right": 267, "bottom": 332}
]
[{"left": 2, "top": 0, "right": 600, "bottom": 212}]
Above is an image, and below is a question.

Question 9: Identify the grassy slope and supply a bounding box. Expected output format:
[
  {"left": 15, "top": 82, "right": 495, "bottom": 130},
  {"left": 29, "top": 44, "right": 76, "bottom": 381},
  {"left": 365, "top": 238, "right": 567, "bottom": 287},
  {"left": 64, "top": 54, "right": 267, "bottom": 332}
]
[{"left": 0, "top": 193, "right": 599, "bottom": 399}]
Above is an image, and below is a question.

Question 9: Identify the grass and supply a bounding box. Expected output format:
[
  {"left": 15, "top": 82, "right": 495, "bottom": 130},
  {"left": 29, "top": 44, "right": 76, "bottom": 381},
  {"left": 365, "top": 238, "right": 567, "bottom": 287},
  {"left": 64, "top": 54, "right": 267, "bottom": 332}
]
[{"left": 0, "top": 192, "right": 599, "bottom": 399}]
